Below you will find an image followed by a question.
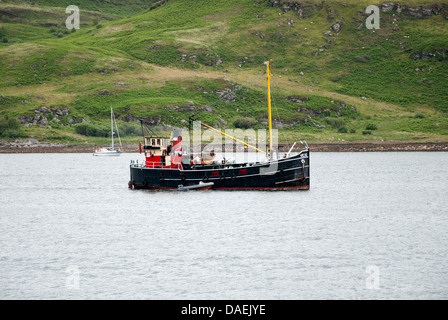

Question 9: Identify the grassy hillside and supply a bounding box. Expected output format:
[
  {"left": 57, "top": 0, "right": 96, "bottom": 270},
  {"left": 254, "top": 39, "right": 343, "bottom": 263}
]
[
  {"left": 0, "top": 0, "right": 159, "bottom": 17},
  {"left": 0, "top": 0, "right": 447, "bottom": 145}
]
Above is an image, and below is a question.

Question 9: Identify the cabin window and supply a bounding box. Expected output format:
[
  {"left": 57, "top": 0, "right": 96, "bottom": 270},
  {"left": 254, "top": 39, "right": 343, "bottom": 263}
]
[
  {"left": 152, "top": 139, "right": 155, "bottom": 145},
  {"left": 157, "top": 139, "right": 161, "bottom": 145}
]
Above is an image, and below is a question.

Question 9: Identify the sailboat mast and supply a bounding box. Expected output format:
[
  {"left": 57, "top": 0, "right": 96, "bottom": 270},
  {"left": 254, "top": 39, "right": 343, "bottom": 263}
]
[
  {"left": 266, "top": 61, "right": 273, "bottom": 154},
  {"left": 111, "top": 106, "right": 114, "bottom": 150}
]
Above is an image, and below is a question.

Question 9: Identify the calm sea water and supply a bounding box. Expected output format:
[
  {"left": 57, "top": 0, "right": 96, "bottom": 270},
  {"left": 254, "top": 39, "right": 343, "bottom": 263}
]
[{"left": 0, "top": 152, "right": 447, "bottom": 300}]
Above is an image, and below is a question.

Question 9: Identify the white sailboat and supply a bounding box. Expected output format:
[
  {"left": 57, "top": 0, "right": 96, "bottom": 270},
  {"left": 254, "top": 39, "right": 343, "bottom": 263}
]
[{"left": 93, "top": 106, "right": 123, "bottom": 156}]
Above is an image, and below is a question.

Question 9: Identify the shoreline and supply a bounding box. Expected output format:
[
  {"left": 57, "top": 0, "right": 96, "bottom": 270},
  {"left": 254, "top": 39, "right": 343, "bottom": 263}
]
[{"left": 0, "top": 140, "right": 447, "bottom": 153}]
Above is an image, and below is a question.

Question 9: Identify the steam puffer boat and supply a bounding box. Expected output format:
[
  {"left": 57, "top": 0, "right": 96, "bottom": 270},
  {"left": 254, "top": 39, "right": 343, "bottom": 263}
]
[{"left": 128, "top": 61, "right": 310, "bottom": 190}]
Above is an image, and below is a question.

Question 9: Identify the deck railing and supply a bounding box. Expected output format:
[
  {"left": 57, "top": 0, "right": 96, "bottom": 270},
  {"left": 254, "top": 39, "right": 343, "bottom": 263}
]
[{"left": 130, "top": 160, "right": 183, "bottom": 170}]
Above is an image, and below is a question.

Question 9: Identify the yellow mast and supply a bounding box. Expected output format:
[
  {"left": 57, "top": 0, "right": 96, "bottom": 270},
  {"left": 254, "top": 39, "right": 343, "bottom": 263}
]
[
  {"left": 266, "top": 60, "right": 273, "bottom": 154},
  {"left": 193, "top": 62, "right": 273, "bottom": 156}
]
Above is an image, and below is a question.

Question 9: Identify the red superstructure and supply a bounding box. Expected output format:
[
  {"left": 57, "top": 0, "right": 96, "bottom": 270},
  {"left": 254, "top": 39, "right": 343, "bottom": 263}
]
[
  {"left": 142, "top": 130, "right": 216, "bottom": 169},
  {"left": 143, "top": 134, "right": 184, "bottom": 169}
]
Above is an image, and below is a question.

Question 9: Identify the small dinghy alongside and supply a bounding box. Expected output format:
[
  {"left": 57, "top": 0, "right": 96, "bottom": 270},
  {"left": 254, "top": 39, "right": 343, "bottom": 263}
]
[{"left": 177, "top": 182, "right": 214, "bottom": 191}]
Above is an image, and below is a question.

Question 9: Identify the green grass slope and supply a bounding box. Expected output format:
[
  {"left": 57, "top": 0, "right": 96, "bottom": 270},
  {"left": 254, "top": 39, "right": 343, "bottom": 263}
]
[
  {"left": 0, "top": 0, "right": 447, "bottom": 144},
  {"left": 0, "top": 0, "right": 159, "bottom": 17}
]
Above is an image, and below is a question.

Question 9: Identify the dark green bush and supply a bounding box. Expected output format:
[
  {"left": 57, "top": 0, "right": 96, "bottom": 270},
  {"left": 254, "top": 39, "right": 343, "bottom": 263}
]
[
  {"left": 0, "top": 118, "right": 26, "bottom": 138},
  {"left": 362, "top": 130, "right": 372, "bottom": 135},
  {"left": 325, "top": 118, "right": 345, "bottom": 129},
  {"left": 330, "top": 76, "right": 340, "bottom": 83},
  {"left": 75, "top": 122, "right": 141, "bottom": 137},
  {"left": 365, "top": 123, "right": 378, "bottom": 130},
  {"left": 233, "top": 117, "right": 257, "bottom": 129},
  {"left": 119, "top": 122, "right": 141, "bottom": 136},
  {"left": 50, "top": 26, "right": 70, "bottom": 38},
  {"left": 338, "top": 127, "right": 348, "bottom": 133},
  {"left": 75, "top": 123, "right": 108, "bottom": 137},
  {"left": 414, "top": 113, "right": 425, "bottom": 119}
]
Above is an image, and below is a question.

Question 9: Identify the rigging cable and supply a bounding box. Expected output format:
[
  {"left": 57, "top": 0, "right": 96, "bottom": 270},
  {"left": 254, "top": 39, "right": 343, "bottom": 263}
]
[
  {"left": 113, "top": 109, "right": 123, "bottom": 151},
  {"left": 270, "top": 82, "right": 292, "bottom": 155},
  {"left": 190, "top": 72, "right": 267, "bottom": 121}
]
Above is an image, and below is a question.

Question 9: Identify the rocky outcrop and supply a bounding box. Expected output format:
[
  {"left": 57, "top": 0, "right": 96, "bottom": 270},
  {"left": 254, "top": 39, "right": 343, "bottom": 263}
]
[
  {"left": 287, "top": 95, "right": 309, "bottom": 103},
  {"left": 17, "top": 106, "right": 68, "bottom": 128},
  {"left": 309, "top": 120, "right": 326, "bottom": 129},
  {"left": 237, "top": 55, "right": 259, "bottom": 68},
  {"left": 267, "top": 0, "right": 323, "bottom": 18},
  {"left": 411, "top": 52, "right": 436, "bottom": 60},
  {"left": 16, "top": 106, "right": 90, "bottom": 128},
  {"left": 118, "top": 113, "right": 161, "bottom": 125},
  {"left": 180, "top": 50, "right": 222, "bottom": 67},
  {"left": 296, "top": 107, "right": 324, "bottom": 118},
  {"left": 406, "top": 6, "right": 434, "bottom": 19},
  {"left": 410, "top": 50, "right": 448, "bottom": 62},
  {"left": 380, "top": 2, "right": 446, "bottom": 19},
  {"left": 268, "top": 1, "right": 446, "bottom": 22},
  {"left": 331, "top": 21, "right": 342, "bottom": 33},
  {"left": 216, "top": 88, "right": 237, "bottom": 103},
  {"left": 203, "top": 52, "right": 222, "bottom": 67},
  {"left": 115, "top": 82, "right": 130, "bottom": 88},
  {"left": 164, "top": 100, "right": 210, "bottom": 113},
  {"left": 380, "top": 2, "right": 395, "bottom": 13},
  {"left": 331, "top": 99, "right": 354, "bottom": 109},
  {"left": 98, "top": 89, "right": 112, "bottom": 95}
]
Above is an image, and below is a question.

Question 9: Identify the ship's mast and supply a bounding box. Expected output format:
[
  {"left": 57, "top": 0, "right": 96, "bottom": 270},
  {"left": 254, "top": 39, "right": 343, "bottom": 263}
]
[
  {"left": 266, "top": 60, "right": 273, "bottom": 155},
  {"left": 188, "top": 62, "right": 274, "bottom": 157},
  {"left": 111, "top": 106, "right": 114, "bottom": 150}
]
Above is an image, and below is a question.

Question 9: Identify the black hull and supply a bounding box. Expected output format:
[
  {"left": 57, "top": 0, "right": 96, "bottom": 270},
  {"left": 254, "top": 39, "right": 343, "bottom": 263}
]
[{"left": 129, "top": 150, "right": 310, "bottom": 190}]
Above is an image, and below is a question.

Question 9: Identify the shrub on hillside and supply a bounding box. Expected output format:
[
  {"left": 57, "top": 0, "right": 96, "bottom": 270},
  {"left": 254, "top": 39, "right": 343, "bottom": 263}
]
[
  {"left": 75, "top": 122, "right": 142, "bottom": 137},
  {"left": 233, "top": 117, "right": 257, "bottom": 129},
  {"left": 75, "top": 123, "right": 109, "bottom": 137},
  {"left": 325, "top": 118, "right": 345, "bottom": 129},
  {"left": 50, "top": 26, "right": 70, "bottom": 38},
  {"left": 0, "top": 118, "right": 27, "bottom": 138},
  {"left": 119, "top": 122, "right": 141, "bottom": 136}
]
